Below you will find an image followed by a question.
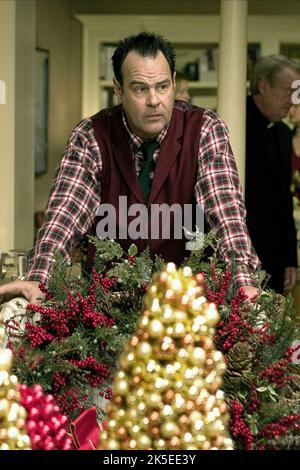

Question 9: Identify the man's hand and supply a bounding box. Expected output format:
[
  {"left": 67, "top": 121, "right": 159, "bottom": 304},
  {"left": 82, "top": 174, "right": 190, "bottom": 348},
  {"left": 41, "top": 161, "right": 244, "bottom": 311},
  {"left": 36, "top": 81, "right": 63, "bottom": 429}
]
[
  {"left": 0, "top": 280, "right": 45, "bottom": 304},
  {"left": 243, "top": 285, "right": 258, "bottom": 301},
  {"left": 283, "top": 266, "right": 297, "bottom": 293}
]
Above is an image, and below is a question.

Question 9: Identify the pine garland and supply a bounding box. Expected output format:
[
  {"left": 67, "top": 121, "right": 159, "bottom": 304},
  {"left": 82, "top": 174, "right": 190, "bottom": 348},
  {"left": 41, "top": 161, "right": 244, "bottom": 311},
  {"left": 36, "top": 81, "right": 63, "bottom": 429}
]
[{"left": 3, "top": 234, "right": 300, "bottom": 449}]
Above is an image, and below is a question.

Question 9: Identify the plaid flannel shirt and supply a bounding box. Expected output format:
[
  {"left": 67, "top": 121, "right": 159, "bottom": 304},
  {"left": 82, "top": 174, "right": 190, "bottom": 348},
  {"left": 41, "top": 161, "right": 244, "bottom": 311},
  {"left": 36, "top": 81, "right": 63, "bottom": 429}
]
[{"left": 27, "top": 108, "right": 260, "bottom": 288}]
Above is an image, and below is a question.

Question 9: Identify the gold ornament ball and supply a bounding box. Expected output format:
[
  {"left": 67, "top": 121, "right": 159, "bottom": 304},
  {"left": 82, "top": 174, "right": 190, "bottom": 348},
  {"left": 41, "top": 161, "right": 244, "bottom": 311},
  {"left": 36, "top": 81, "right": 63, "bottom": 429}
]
[
  {"left": 0, "top": 398, "right": 10, "bottom": 417},
  {"left": 0, "top": 349, "right": 13, "bottom": 372},
  {"left": 160, "top": 420, "right": 180, "bottom": 439},
  {"left": 104, "top": 438, "right": 120, "bottom": 450},
  {"left": 153, "top": 438, "right": 167, "bottom": 450},
  {"left": 136, "top": 433, "right": 151, "bottom": 449},
  {"left": 149, "top": 411, "right": 160, "bottom": 425},
  {"left": 203, "top": 303, "right": 219, "bottom": 327},
  {"left": 128, "top": 439, "right": 137, "bottom": 449},
  {"left": 163, "top": 389, "right": 175, "bottom": 403},
  {"left": 190, "top": 347, "right": 206, "bottom": 366},
  {"left": 136, "top": 341, "right": 152, "bottom": 358},
  {"left": 145, "top": 391, "right": 162, "bottom": 409},
  {"left": 170, "top": 436, "right": 181, "bottom": 449},
  {"left": 114, "top": 378, "right": 129, "bottom": 396},
  {"left": 148, "top": 319, "right": 164, "bottom": 338}
]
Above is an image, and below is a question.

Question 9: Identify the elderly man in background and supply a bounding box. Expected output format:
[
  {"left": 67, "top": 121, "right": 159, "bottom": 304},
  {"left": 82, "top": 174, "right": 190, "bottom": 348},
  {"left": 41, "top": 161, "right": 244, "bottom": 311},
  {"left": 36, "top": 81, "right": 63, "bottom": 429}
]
[{"left": 245, "top": 55, "right": 300, "bottom": 294}]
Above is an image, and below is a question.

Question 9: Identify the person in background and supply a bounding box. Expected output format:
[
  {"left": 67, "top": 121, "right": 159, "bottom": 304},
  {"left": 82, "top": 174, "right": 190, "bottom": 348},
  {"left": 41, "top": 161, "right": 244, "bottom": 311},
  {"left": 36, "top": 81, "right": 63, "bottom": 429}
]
[
  {"left": 289, "top": 103, "right": 300, "bottom": 201},
  {"left": 0, "top": 31, "right": 260, "bottom": 304},
  {"left": 175, "top": 71, "right": 191, "bottom": 103},
  {"left": 245, "top": 55, "right": 300, "bottom": 294}
]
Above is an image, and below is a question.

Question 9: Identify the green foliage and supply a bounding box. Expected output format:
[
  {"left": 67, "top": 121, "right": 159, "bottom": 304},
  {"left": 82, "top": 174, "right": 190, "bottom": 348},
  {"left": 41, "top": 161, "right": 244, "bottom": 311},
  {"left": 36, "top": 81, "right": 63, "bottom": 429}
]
[{"left": 3, "top": 234, "right": 300, "bottom": 447}]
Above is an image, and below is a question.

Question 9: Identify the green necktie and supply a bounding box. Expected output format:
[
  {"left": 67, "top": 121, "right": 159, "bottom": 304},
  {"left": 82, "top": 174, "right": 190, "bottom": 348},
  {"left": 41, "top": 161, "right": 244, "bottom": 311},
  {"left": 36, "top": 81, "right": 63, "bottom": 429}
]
[{"left": 138, "top": 140, "right": 159, "bottom": 201}]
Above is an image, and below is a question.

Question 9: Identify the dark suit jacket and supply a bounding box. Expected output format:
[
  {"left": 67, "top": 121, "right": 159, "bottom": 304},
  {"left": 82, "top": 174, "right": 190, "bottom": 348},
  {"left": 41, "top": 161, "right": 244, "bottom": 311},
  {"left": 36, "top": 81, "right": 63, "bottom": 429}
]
[{"left": 245, "top": 96, "right": 297, "bottom": 293}]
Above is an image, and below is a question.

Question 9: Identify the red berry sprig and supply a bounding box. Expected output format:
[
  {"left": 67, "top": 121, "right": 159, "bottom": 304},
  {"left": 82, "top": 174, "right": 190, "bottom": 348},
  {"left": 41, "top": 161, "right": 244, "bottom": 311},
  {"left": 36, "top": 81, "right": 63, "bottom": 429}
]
[{"left": 229, "top": 400, "right": 254, "bottom": 450}]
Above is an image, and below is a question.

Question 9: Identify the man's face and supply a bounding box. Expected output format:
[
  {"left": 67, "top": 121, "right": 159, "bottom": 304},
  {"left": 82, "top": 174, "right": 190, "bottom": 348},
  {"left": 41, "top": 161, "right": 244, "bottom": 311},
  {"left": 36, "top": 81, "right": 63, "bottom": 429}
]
[
  {"left": 259, "top": 67, "right": 300, "bottom": 122},
  {"left": 114, "top": 51, "right": 175, "bottom": 139}
]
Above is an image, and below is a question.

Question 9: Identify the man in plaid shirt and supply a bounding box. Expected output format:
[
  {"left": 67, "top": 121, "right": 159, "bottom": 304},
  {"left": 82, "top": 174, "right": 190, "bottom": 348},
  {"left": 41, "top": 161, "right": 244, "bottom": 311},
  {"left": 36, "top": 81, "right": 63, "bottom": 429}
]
[{"left": 0, "top": 32, "right": 260, "bottom": 303}]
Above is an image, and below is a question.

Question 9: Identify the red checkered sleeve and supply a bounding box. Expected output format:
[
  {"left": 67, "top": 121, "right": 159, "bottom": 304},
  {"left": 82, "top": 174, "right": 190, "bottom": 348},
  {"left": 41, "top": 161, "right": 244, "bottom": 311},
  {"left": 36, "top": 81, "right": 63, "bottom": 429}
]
[
  {"left": 195, "top": 110, "right": 261, "bottom": 289},
  {"left": 26, "top": 118, "right": 101, "bottom": 284}
]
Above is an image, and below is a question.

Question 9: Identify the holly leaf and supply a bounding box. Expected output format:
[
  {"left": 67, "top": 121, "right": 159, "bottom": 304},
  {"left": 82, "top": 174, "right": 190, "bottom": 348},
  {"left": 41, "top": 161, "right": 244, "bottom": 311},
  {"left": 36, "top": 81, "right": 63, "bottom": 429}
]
[
  {"left": 128, "top": 244, "right": 138, "bottom": 257},
  {"left": 257, "top": 386, "right": 268, "bottom": 393},
  {"left": 268, "top": 385, "right": 279, "bottom": 398}
]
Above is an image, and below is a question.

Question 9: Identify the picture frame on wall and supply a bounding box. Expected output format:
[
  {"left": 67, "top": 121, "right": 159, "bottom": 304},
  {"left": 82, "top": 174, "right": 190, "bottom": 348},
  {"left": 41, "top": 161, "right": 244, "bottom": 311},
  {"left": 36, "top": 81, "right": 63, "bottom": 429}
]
[{"left": 35, "top": 48, "right": 49, "bottom": 175}]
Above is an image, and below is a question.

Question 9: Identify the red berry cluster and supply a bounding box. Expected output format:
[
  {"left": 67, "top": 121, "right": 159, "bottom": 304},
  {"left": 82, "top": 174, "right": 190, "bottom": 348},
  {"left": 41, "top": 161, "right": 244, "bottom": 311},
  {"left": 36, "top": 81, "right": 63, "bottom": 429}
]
[
  {"left": 205, "top": 271, "right": 232, "bottom": 305},
  {"left": 89, "top": 270, "right": 116, "bottom": 295},
  {"left": 53, "top": 372, "right": 67, "bottom": 394},
  {"left": 128, "top": 255, "right": 136, "bottom": 264},
  {"left": 76, "top": 292, "right": 115, "bottom": 329},
  {"left": 38, "top": 282, "right": 55, "bottom": 302},
  {"left": 215, "top": 310, "right": 256, "bottom": 352},
  {"left": 26, "top": 304, "right": 70, "bottom": 337},
  {"left": 24, "top": 323, "right": 54, "bottom": 349},
  {"left": 204, "top": 273, "right": 259, "bottom": 351},
  {"left": 140, "top": 283, "right": 149, "bottom": 294},
  {"left": 69, "top": 356, "right": 110, "bottom": 387},
  {"left": 259, "top": 414, "right": 300, "bottom": 440},
  {"left": 229, "top": 400, "right": 254, "bottom": 450},
  {"left": 249, "top": 386, "right": 261, "bottom": 413},
  {"left": 258, "top": 357, "right": 291, "bottom": 387},
  {"left": 100, "top": 277, "right": 114, "bottom": 292},
  {"left": 55, "top": 390, "right": 88, "bottom": 419},
  {"left": 19, "top": 383, "right": 74, "bottom": 450},
  {"left": 99, "top": 386, "right": 113, "bottom": 400}
]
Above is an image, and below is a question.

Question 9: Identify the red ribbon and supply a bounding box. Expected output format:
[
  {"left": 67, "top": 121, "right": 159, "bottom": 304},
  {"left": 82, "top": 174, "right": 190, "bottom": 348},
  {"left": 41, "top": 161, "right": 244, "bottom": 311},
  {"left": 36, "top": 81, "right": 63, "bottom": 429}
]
[{"left": 70, "top": 407, "right": 104, "bottom": 450}]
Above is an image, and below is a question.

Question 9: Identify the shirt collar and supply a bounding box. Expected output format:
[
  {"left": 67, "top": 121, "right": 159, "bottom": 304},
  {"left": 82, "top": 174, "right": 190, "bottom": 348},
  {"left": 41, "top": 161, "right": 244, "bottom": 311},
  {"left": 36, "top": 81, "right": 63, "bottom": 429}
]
[
  {"left": 122, "top": 108, "right": 169, "bottom": 154},
  {"left": 248, "top": 95, "right": 272, "bottom": 129}
]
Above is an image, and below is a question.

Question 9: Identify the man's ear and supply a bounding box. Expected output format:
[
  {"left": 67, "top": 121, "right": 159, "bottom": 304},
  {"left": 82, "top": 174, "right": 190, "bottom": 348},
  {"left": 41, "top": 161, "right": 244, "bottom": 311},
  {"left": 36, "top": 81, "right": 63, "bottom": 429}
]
[
  {"left": 113, "top": 78, "right": 122, "bottom": 103},
  {"left": 258, "top": 79, "right": 268, "bottom": 96}
]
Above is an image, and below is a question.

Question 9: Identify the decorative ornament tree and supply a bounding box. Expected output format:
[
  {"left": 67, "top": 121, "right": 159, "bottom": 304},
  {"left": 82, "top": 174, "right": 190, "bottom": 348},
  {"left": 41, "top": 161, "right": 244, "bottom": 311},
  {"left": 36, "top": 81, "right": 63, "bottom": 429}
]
[
  {"left": 100, "top": 263, "right": 234, "bottom": 450},
  {"left": 0, "top": 315, "right": 31, "bottom": 450}
]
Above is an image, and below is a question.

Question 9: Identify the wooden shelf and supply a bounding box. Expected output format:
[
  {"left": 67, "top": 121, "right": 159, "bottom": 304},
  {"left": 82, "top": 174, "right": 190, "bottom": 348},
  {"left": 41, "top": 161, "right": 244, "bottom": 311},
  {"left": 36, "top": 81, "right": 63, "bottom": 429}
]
[{"left": 76, "top": 14, "right": 300, "bottom": 116}]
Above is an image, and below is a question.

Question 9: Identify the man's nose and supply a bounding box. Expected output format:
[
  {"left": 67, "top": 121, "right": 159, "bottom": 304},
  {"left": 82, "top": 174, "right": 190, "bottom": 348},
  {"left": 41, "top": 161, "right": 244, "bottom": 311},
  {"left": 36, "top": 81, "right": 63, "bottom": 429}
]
[{"left": 147, "top": 88, "right": 160, "bottom": 107}]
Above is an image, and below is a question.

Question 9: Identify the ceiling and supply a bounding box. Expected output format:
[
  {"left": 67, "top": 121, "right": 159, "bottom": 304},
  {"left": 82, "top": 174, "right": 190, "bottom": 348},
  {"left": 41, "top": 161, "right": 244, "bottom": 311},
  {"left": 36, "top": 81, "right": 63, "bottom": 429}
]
[{"left": 71, "top": 0, "right": 300, "bottom": 16}]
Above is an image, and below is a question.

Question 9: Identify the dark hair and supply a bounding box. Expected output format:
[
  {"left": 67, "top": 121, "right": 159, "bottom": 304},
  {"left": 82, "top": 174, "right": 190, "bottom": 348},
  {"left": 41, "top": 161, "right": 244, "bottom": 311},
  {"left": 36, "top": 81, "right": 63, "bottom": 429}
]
[{"left": 112, "top": 31, "right": 176, "bottom": 86}]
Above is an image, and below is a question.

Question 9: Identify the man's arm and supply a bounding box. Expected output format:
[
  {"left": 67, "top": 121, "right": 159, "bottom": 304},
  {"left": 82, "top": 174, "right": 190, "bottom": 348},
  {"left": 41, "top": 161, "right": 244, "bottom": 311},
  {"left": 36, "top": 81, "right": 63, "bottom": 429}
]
[
  {"left": 26, "top": 119, "right": 101, "bottom": 285},
  {"left": 195, "top": 110, "right": 261, "bottom": 292},
  {"left": 0, "top": 119, "right": 101, "bottom": 302},
  {"left": 0, "top": 280, "right": 44, "bottom": 304}
]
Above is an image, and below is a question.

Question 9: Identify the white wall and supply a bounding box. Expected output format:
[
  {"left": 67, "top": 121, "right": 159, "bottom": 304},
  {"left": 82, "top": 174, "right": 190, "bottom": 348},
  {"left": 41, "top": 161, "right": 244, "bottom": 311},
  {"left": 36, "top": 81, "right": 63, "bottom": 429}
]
[
  {"left": 0, "top": 0, "right": 35, "bottom": 251},
  {"left": 35, "top": 0, "right": 82, "bottom": 212}
]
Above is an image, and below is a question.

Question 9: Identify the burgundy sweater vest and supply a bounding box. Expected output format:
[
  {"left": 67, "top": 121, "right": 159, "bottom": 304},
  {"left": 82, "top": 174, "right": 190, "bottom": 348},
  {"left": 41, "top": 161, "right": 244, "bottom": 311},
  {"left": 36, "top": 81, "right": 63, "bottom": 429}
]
[{"left": 88, "top": 102, "right": 204, "bottom": 268}]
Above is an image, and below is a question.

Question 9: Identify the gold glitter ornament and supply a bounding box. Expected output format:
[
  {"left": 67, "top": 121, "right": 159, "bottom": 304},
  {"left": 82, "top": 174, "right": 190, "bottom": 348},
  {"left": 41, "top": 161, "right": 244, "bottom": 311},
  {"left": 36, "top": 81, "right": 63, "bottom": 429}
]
[
  {"left": 0, "top": 346, "right": 31, "bottom": 449},
  {"left": 101, "top": 263, "right": 233, "bottom": 450}
]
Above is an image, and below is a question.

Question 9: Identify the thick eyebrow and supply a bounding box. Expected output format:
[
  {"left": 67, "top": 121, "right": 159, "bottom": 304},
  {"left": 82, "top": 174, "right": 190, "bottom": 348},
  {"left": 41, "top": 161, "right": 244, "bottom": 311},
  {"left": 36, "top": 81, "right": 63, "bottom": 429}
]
[{"left": 130, "top": 79, "right": 171, "bottom": 87}]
